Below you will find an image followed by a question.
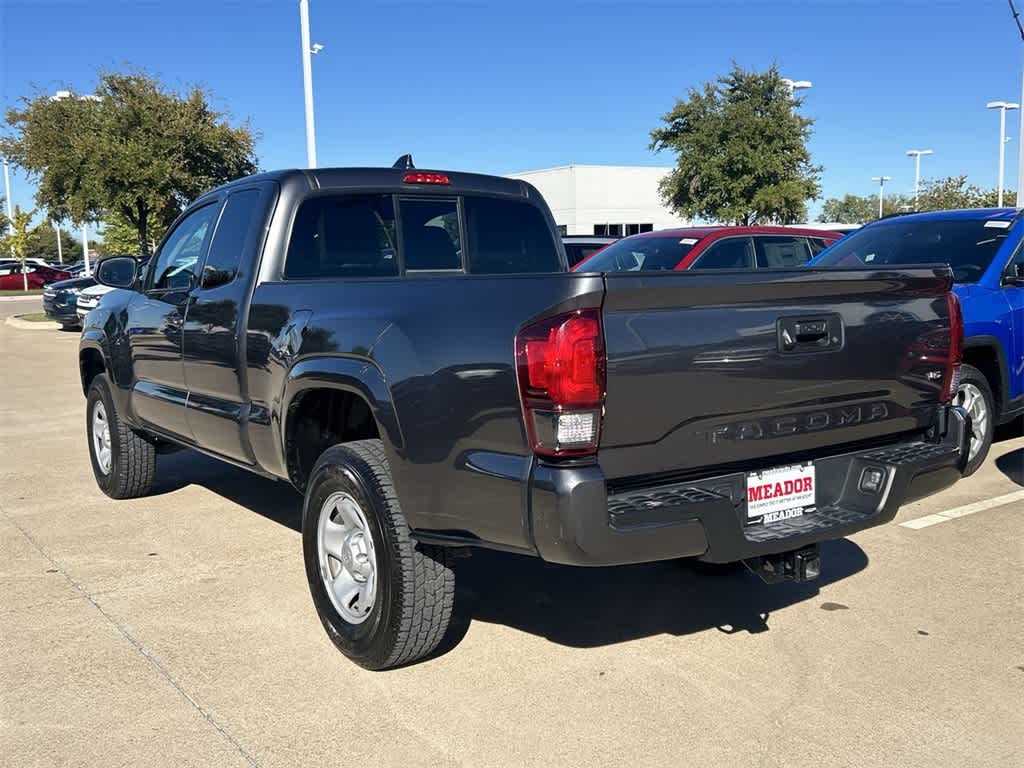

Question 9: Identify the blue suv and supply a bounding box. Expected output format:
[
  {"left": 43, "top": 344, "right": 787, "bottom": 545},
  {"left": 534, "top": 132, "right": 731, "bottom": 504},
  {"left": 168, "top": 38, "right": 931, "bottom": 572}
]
[{"left": 812, "top": 208, "right": 1024, "bottom": 475}]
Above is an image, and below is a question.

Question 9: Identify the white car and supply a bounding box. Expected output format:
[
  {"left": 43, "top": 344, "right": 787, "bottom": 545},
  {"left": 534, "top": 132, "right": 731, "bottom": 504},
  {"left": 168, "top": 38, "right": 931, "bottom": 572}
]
[
  {"left": 75, "top": 283, "right": 116, "bottom": 323},
  {"left": 0, "top": 258, "right": 59, "bottom": 274}
]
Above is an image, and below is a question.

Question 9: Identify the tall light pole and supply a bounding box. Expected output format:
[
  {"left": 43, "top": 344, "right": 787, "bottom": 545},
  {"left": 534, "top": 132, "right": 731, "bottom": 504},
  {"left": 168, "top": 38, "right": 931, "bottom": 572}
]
[
  {"left": 906, "top": 149, "right": 933, "bottom": 206},
  {"left": 298, "top": 0, "right": 324, "bottom": 168},
  {"left": 81, "top": 224, "right": 90, "bottom": 275},
  {"left": 52, "top": 90, "right": 100, "bottom": 274},
  {"left": 781, "top": 78, "right": 813, "bottom": 95},
  {"left": 987, "top": 101, "right": 1019, "bottom": 207},
  {"left": 53, "top": 222, "right": 63, "bottom": 264},
  {"left": 1009, "top": 0, "right": 1024, "bottom": 207},
  {"left": 2, "top": 158, "right": 13, "bottom": 257},
  {"left": 871, "top": 175, "right": 892, "bottom": 219}
]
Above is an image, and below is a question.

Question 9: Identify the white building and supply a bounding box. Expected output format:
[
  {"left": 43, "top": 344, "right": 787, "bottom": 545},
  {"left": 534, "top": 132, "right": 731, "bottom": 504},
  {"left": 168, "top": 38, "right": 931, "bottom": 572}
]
[{"left": 508, "top": 164, "right": 689, "bottom": 236}]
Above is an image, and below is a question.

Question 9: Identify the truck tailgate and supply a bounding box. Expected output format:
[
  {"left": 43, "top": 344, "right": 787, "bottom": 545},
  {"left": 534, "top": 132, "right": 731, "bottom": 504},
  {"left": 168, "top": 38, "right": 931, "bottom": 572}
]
[{"left": 599, "top": 268, "right": 955, "bottom": 481}]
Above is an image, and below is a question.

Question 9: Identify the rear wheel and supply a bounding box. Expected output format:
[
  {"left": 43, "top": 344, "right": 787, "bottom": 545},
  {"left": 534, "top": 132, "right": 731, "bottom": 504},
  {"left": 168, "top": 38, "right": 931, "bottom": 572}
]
[
  {"left": 302, "top": 440, "right": 455, "bottom": 670},
  {"left": 86, "top": 373, "right": 157, "bottom": 498},
  {"left": 955, "top": 364, "right": 995, "bottom": 477}
]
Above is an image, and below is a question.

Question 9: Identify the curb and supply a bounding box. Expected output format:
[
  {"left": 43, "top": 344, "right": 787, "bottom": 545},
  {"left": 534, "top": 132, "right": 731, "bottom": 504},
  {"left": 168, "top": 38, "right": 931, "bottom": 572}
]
[
  {"left": 0, "top": 295, "right": 43, "bottom": 303},
  {"left": 4, "top": 314, "right": 61, "bottom": 331}
]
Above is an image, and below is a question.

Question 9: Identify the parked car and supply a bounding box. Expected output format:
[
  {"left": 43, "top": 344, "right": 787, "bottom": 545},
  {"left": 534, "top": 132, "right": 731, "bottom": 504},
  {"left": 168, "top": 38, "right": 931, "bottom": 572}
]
[
  {"left": 574, "top": 226, "right": 842, "bottom": 272},
  {"left": 43, "top": 275, "right": 96, "bottom": 329},
  {"left": 81, "top": 163, "right": 968, "bottom": 670},
  {"left": 0, "top": 262, "right": 71, "bottom": 287},
  {"left": 74, "top": 283, "right": 115, "bottom": 322},
  {"left": 811, "top": 207, "right": 1023, "bottom": 475},
  {"left": 0, "top": 257, "right": 58, "bottom": 275},
  {"left": 562, "top": 235, "right": 617, "bottom": 267}
]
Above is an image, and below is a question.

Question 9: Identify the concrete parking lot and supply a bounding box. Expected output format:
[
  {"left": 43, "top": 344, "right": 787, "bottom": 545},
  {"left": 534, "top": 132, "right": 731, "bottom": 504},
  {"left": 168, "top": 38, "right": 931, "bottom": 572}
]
[{"left": 1, "top": 298, "right": 1022, "bottom": 768}]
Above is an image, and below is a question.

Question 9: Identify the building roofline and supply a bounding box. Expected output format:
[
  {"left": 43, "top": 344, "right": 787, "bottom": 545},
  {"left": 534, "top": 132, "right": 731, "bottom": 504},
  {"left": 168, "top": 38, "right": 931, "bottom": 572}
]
[{"left": 508, "top": 163, "right": 674, "bottom": 176}]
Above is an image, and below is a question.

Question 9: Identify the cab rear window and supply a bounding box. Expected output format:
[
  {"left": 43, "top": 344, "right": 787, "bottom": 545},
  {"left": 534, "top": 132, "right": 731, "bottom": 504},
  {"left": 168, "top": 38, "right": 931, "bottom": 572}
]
[{"left": 284, "top": 194, "right": 560, "bottom": 278}]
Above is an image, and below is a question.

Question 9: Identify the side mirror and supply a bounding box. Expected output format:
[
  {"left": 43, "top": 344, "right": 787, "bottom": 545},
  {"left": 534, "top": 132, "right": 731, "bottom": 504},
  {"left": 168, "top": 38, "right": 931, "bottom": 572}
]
[{"left": 95, "top": 256, "right": 139, "bottom": 289}]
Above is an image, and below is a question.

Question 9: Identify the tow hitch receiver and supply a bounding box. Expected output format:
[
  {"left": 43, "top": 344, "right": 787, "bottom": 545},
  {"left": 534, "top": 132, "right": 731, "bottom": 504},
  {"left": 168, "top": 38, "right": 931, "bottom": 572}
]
[{"left": 744, "top": 545, "right": 821, "bottom": 584}]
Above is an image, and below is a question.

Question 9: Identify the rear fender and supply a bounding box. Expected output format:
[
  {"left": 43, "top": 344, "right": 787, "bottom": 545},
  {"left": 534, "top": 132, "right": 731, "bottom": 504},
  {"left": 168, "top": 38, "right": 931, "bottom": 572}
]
[{"left": 281, "top": 356, "right": 404, "bottom": 452}]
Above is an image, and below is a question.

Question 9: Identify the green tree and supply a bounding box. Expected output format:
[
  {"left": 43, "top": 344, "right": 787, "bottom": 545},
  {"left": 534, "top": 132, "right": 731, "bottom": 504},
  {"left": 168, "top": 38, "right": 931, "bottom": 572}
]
[
  {"left": 650, "top": 63, "right": 821, "bottom": 225},
  {"left": 25, "top": 223, "right": 80, "bottom": 263},
  {"left": 1, "top": 69, "right": 258, "bottom": 256},
  {"left": 819, "top": 192, "right": 913, "bottom": 223},
  {"left": 914, "top": 176, "right": 984, "bottom": 211},
  {"left": 99, "top": 210, "right": 163, "bottom": 255},
  {"left": 0, "top": 197, "right": 7, "bottom": 240},
  {"left": 1, "top": 206, "right": 38, "bottom": 290}
]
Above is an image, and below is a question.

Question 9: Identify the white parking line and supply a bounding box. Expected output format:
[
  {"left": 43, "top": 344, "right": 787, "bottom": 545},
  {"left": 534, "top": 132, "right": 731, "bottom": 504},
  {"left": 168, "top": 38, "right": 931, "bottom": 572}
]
[{"left": 899, "top": 490, "right": 1024, "bottom": 530}]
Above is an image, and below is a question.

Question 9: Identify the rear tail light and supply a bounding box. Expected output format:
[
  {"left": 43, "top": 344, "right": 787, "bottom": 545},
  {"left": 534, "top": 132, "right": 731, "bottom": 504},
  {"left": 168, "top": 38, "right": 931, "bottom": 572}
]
[
  {"left": 515, "top": 309, "right": 605, "bottom": 457},
  {"left": 402, "top": 172, "right": 450, "bottom": 185},
  {"left": 941, "top": 292, "right": 963, "bottom": 402}
]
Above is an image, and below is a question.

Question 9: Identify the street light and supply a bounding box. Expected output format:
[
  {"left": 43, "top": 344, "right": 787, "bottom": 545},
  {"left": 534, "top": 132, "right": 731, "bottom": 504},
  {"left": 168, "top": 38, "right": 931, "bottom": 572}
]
[
  {"left": 906, "top": 149, "right": 934, "bottom": 206},
  {"left": 987, "top": 100, "right": 1019, "bottom": 207},
  {"left": 781, "top": 78, "right": 813, "bottom": 95},
  {"left": 298, "top": 0, "right": 324, "bottom": 168},
  {"left": 2, "top": 158, "right": 13, "bottom": 258},
  {"left": 871, "top": 175, "right": 892, "bottom": 219},
  {"left": 51, "top": 90, "right": 99, "bottom": 274},
  {"left": 53, "top": 221, "right": 63, "bottom": 264},
  {"left": 1008, "top": 0, "right": 1024, "bottom": 207}
]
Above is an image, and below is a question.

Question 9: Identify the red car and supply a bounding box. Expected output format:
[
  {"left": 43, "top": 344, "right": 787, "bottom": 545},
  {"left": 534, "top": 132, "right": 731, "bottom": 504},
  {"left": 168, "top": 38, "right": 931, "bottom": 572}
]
[
  {"left": 574, "top": 226, "right": 842, "bottom": 272},
  {"left": 0, "top": 264, "right": 71, "bottom": 290}
]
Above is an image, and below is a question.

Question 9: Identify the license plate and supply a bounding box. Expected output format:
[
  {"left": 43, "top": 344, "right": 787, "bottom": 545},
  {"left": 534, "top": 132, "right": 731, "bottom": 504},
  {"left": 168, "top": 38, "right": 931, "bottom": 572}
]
[{"left": 746, "top": 462, "right": 816, "bottom": 524}]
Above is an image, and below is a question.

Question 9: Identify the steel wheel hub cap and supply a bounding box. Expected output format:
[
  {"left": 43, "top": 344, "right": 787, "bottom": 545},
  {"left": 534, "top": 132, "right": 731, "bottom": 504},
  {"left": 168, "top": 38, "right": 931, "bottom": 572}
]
[
  {"left": 956, "top": 382, "right": 989, "bottom": 462},
  {"left": 317, "top": 491, "right": 378, "bottom": 624},
  {"left": 92, "top": 401, "right": 112, "bottom": 475}
]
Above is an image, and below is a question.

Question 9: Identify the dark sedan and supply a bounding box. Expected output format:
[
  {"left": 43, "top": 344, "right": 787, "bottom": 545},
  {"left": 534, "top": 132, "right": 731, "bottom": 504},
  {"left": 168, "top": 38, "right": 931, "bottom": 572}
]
[{"left": 43, "top": 275, "right": 96, "bottom": 329}]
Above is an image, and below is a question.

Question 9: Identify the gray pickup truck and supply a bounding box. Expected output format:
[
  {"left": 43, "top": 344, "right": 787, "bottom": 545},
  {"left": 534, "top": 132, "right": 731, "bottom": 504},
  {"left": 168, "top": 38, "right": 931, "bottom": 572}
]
[{"left": 81, "top": 162, "right": 968, "bottom": 669}]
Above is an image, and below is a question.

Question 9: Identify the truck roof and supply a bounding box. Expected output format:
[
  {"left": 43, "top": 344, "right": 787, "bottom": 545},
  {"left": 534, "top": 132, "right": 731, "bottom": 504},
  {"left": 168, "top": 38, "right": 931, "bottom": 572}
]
[{"left": 200, "top": 166, "right": 531, "bottom": 201}]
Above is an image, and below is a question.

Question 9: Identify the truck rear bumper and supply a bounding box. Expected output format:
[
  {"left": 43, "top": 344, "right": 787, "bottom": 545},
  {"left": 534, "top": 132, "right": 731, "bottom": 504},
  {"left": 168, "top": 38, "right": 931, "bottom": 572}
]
[{"left": 529, "top": 406, "right": 968, "bottom": 567}]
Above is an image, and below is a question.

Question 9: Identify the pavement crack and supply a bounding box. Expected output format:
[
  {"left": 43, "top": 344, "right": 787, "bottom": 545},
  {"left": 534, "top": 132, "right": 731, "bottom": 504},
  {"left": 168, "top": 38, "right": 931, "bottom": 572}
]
[{"left": 1, "top": 504, "right": 261, "bottom": 768}]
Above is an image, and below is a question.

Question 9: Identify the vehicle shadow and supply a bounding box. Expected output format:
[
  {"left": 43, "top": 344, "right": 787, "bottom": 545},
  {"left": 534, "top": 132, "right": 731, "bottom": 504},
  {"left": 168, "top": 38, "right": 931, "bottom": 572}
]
[
  {"left": 995, "top": 448, "right": 1023, "bottom": 487},
  {"left": 153, "top": 449, "right": 304, "bottom": 531},
  {"left": 436, "top": 538, "right": 866, "bottom": 654},
  {"left": 151, "top": 449, "right": 869, "bottom": 657}
]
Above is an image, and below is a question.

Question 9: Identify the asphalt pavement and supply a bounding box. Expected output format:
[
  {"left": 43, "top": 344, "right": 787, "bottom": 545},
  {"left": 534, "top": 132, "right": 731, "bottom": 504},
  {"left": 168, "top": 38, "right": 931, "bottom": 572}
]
[{"left": 1, "top": 300, "right": 1021, "bottom": 768}]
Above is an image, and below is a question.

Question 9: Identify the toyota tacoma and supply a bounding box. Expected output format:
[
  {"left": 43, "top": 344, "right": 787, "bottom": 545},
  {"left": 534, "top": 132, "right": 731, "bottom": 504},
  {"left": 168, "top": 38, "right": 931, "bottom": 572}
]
[{"left": 80, "top": 161, "right": 969, "bottom": 669}]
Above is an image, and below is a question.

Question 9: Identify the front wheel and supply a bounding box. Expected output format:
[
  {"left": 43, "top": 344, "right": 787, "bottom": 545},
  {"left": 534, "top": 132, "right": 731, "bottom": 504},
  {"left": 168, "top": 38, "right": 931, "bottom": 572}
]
[
  {"left": 955, "top": 364, "right": 995, "bottom": 477},
  {"left": 302, "top": 440, "right": 455, "bottom": 670},
  {"left": 86, "top": 373, "right": 157, "bottom": 498}
]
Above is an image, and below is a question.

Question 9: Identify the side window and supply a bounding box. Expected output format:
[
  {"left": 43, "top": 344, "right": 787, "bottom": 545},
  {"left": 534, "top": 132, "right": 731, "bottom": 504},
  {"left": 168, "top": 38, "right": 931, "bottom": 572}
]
[
  {"left": 150, "top": 204, "right": 220, "bottom": 291},
  {"left": 807, "top": 237, "right": 831, "bottom": 256},
  {"left": 1006, "top": 238, "right": 1024, "bottom": 280},
  {"left": 464, "top": 196, "right": 560, "bottom": 274},
  {"left": 400, "top": 198, "right": 462, "bottom": 271},
  {"left": 284, "top": 195, "right": 397, "bottom": 279},
  {"left": 691, "top": 237, "right": 755, "bottom": 270},
  {"left": 201, "top": 189, "right": 262, "bottom": 288},
  {"left": 755, "top": 236, "right": 812, "bottom": 268}
]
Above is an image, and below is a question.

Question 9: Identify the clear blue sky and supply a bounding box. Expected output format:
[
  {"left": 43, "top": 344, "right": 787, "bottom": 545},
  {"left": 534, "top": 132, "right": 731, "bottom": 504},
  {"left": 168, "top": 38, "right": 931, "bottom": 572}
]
[{"left": 1, "top": 0, "right": 1022, "bottom": 219}]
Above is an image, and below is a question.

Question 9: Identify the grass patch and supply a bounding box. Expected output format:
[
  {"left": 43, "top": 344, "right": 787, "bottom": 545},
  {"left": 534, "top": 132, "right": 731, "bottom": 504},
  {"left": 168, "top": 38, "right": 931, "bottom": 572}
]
[
  {"left": 16, "top": 313, "right": 54, "bottom": 322},
  {"left": 0, "top": 289, "right": 44, "bottom": 296}
]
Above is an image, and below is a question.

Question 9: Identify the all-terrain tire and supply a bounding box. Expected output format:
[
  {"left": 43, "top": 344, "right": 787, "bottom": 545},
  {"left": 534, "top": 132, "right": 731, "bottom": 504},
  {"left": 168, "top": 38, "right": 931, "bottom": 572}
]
[
  {"left": 302, "top": 440, "right": 455, "bottom": 670},
  {"left": 86, "top": 373, "right": 157, "bottom": 498}
]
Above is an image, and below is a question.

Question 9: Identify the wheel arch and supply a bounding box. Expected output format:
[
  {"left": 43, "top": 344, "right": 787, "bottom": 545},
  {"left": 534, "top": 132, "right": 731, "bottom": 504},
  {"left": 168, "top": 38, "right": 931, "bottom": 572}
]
[
  {"left": 79, "top": 337, "right": 108, "bottom": 396},
  {"left": 961, "top": 336, "right": 1009, "bottom": 421},
  {"left": 281, "top": 356, "right": 405, "bottom": 490}
]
